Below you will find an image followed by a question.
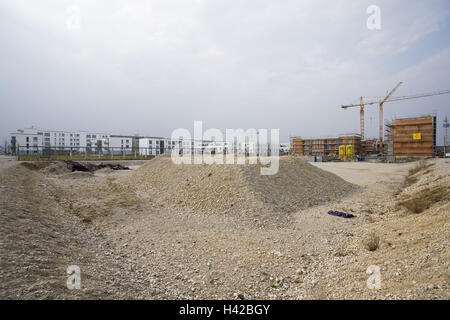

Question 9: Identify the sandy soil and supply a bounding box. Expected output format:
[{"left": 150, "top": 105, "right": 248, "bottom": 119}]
[{"left": 0, "top": 157, "right": 448, "bottom": 299}]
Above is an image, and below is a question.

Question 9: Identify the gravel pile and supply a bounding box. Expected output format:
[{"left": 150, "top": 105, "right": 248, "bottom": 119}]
[
  {"left": 121, "top": 156, "right": 358, "bottom": 225},
  {"left": 41, "top": 161, "right": 70, "bottom": 175}
]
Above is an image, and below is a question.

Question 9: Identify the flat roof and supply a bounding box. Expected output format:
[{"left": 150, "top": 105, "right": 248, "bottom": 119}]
[{"left": 292, "top": 133, "right": 361, "bottom": 140}]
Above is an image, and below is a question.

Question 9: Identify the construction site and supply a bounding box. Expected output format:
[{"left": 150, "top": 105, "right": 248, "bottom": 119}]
[
  {"left": 1, "top": 141, "right": 449, "bottom": 300},
  {"left": 1, "top": 2, "right": 449, "bottom": 305},
  {"left": 1, "top": 82, "right": 449, "bottom": 301},
  {"left": 292, "top": 83, "right": 450, "bottom": 163}
]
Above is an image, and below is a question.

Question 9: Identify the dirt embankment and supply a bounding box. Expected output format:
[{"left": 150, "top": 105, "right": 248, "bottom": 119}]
[
  {"left": 306, "top": 159, "right": 449, "bottom": 299},
  {"left": 0, "top": 162, "right": 172, "bottom": 299}
]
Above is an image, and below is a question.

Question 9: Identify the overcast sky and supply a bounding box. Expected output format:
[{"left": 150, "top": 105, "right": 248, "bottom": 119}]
[{"left": 1, "top": 0, "right": 449, "bottom": 143}]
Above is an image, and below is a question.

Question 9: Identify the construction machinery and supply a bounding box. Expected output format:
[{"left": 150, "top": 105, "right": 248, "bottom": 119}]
[
  {"left": 341, "top": 82, "right": 402, "bottom": 142},
  {"left": 346, "top": 145, "right": 354, "bottom": 159},
  {"left": 342, "top": 84, "right": 450, "bottom": 150},
  {"left": 339, "top": 145, "right": 346, "bottom": 160},
  {"left": 339, "top": 145, "right": 354, "bottom": 161}
]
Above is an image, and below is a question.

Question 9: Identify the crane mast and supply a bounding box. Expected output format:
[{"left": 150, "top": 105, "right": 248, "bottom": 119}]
[
  {"left": 341, "top": 85, "right": 450, "bottom": 153},
  {"left": 360, "top": 96, "right": 364, "bottom": 141},
  {"left": 379, "top": 82, "right": 403, "bottom": 146}
]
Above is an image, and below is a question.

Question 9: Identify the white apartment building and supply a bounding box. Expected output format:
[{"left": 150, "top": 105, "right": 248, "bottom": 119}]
[
  {"left": 204, "top": 141, "right": 229, "bottom": 154},
  {"left": 10, "top": 127, "right": 87, "bottom": 154},
  {"left": 109, "top": 135, "right": 135, "bottom": 155},
  {"left": 85, "top": 133, "right": 109, "bottom": 152},
  {"left": 139, "top": 137, "right": 224, "bottom": 156},
  {"left": 280, "top": 142, "right": 291, "bottom": 154},
  {"left": 138, "top": 137, "right": 182, "bottom": 156},
  {"left": 11, "top": 127, "right": 249, "bottom": 156},
  {"left": 11, "top": 128, "right": 136, "bottom": 154},
  {"left": 10, "top": 128, "right": 43, "bottom": 154}
]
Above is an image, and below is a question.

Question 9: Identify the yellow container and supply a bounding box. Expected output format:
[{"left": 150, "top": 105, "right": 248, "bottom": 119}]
[
  {"left": 339, "top": 145, "right": 346, "bottom": 160},
  {"left": 346, "top": 145, "right": 354, "bottom": 158}
]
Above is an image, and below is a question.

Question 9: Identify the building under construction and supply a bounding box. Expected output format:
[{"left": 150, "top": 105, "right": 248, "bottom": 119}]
[
  {"left": 385, "top": 115, "right": 437, "bottom": 159},
  {"left": 292, "top": 134, "right": 361, "bottom": 157},
  {"left": 362, "top": 139, "right": 377, "bottom": 155}
]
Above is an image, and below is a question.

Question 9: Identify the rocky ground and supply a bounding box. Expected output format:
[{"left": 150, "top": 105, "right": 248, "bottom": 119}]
[
  {"left": 119, "top": 156, "right": 358, "bottom": 227},
  {"left": 0, "top": 156, "right": 448, "bottom": 299}
]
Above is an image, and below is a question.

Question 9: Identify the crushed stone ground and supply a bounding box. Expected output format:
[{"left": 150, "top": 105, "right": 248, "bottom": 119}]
[{"left": 0, "top": 156, "right": 448, "bottom": 299}]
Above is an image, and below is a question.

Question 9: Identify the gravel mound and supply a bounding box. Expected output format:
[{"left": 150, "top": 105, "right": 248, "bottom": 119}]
[
  {"left": 121, "top": 156, "right": 358, "bottom": 225},
  {"left": 59, "top": 171, "right": 95, "bottom": 179},
  {"left": 41, "top": 161, "right": 71, "bottom": 175}
]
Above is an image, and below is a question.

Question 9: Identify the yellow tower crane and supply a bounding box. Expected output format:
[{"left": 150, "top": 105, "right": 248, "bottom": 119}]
[
  {"left": 341, "top": 82, "right": 402, "bottom": 142},
  {"left": 341, "top": 83, "right": 450, "bottom": 144}
]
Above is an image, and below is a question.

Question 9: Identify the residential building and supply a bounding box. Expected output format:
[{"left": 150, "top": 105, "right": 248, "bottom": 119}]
[
  {"left": 86, "top": 133, "right": 109, "bottom": 153},
  {"left": 109, "top": 135, "right": 135, "bottom": 155},
  {"left": 138, "top": 137, "right": 185, "bottom": 156},
  {"left": 10, "top": 127, "right": 87, "bottom": 154},
  {"left": 292, "top": 134, "right": 362, "bottom": 156}
]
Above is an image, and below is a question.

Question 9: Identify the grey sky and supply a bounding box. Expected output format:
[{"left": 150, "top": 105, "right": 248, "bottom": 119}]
[{"left": 1, "top": 0, "right": 449, "bottom": 143}]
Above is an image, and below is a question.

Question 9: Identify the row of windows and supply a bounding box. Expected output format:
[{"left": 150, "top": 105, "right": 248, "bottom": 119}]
[
  {"left": 87, "top": 135, "right": 108, "bottom": 139},
  {"left": 145, "top": 140, "right": 180, "bottom": 145}
]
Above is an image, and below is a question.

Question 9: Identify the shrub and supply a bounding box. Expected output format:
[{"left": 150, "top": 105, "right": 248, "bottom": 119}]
[{"left": 364, "top": 231, "right": 380, "bottom": 251}]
